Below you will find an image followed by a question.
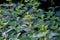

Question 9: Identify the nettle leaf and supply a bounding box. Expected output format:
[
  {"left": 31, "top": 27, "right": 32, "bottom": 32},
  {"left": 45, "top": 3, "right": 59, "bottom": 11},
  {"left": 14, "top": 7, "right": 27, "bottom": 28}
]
[
  {"left": 40, "top": 15, "right": 45, "bottom": 20},
  {"left": 54, "top": 24, "right": 58, "bottom": 31},
  {"left": 39, "top": 37, "right": 45, "bottom": 40},
  {"left": 24, "top": 12, "right": 32, "bottom": 20},
  {"left": 37, "top": 23, "right": 48, "bottom": 32},
  {"left": 50, "top": 16, "right": 56, "bottom": 21}
]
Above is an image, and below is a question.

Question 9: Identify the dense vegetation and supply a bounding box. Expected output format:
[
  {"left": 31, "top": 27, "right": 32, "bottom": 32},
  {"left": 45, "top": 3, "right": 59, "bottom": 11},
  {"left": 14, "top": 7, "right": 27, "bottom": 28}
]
[{"left": 0, "top": 0, "right": 60, "bottom": 40}]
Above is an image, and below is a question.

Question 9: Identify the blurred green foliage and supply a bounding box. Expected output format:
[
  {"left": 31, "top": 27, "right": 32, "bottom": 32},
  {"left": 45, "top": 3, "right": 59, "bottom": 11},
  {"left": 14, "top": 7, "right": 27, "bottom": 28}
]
[{"left": 0, "top": 0, "right": 60, "bottom": 40}]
